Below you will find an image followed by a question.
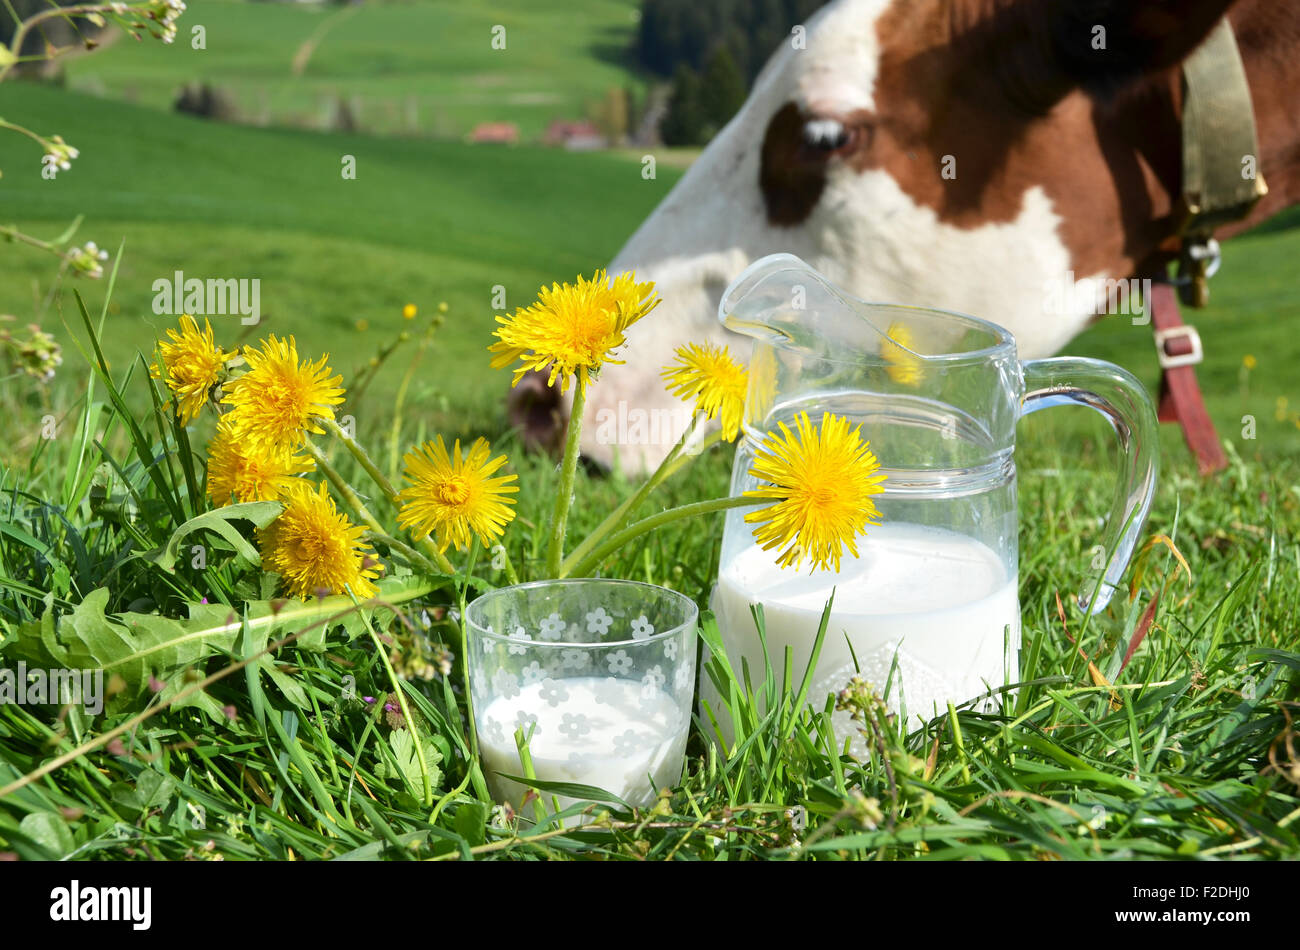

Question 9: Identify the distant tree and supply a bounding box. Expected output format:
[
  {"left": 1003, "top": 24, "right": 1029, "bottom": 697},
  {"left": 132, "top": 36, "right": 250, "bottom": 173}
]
[
  {"left": 635, "top": 0, "right": 827, "bottom": 144},
  {"left": 699, "top": 46, "right": 746, "bottom": 136},
  {"left": 624, "top": 82, "right": 642, "bottom": 136},
  {"left": 659, "top": 63, "right": 706, "bottom": 146},
  {"left": 633, "top": 0, "right": 825, "bottom": 80}
]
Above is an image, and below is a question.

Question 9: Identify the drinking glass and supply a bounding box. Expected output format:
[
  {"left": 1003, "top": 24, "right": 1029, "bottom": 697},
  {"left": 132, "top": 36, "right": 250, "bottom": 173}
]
[{"left": 466, "top": 578, "right": 698, "bottom": 812}]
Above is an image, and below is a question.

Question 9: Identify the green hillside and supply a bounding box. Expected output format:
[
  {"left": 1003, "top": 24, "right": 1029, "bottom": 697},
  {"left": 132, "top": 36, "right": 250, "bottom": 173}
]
[
  {"left": 1, "top": 82, "right": 679, "bottom": 422},
  {"left": 59, "top": 0, "right": 645, "bottom": 138},
  {"left": 2, "top": 79, "right": 1297, "bottom": 462}
]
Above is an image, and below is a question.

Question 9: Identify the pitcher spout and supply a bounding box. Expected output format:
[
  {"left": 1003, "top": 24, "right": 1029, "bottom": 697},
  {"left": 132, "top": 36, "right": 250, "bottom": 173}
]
[
  {"left": 719, "top": 253, "right": 891, "bottom": 358},
  {"left": 720, "top": 252, "right": 1017, "bottom": 370}
]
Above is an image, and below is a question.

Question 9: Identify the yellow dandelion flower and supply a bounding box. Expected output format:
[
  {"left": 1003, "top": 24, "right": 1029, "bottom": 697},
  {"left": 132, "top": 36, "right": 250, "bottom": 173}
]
[
  {"left": 489, "top": 270, "right": 661, "bottom": 392},
  {"left": 257, "top": 481, "right": 380, "bottom": 600},
  {"left": 880, "top": 321, "right": 924, "bottom": 386},
  {"left": 150, "top": 315, "right": 232, "bottom": 425},
  {"left": 661, "top": 342, "right": 748, "bottom": 441},
  {"left": 1242, "top": 354, "right": 1257, "bottom": 370},
  {"left": 206, "top": 419, "right": 314, "bottom": 505},
  {"left": 402, "top": 303, "right": 418, "bottom": 320},
  {"left": 438, "top": 302, "right": 449, "bottom": 314},
  {"left": 397, "top": 436, "right": 519, "bottom": 553},
  {"left": 743, "top": 411, "right": 887, "bottom": 573},
  {"left": 221, "top": 335, "right": 345, "bottom": 452}
]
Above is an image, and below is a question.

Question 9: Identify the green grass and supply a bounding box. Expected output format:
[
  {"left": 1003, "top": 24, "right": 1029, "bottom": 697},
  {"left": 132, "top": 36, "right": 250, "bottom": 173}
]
[
  {"left": 58, "top": 0, "right": 646, "bottom": 138},
  {"left": 0, "top": 69, "right": 1298, "bottom": 860},
  {"left": 0, "top": 82, "right": 679, "bottom": 420},
  {"left": 3, "top": 81, "right": 1298, "bottom": 460},
  {"left": 0, "top": 298, "right": 1295, "bottom": 859}
]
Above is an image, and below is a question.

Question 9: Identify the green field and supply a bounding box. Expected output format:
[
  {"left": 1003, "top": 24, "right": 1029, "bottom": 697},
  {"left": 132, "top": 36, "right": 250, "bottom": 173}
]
[
  {"left": 1, "top": 17, "right": 1298, "bottom": 863},
  {"left": 0, "top": 81, "right": 678, "bottom": 436},
  {"left": 4, "top": 76, "right": 1299, "bottom": 466},
  {"left": 58, "top": 0, "right": 646, "bottom": 138}
]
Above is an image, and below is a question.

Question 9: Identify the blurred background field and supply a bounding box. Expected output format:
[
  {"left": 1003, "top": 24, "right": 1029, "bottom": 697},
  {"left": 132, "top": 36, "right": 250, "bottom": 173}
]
[
  {"left": 0, "top": 0, "right": 1297, "bottom": 865},
  {"left": 1, "top": 0, "right": 1297, "bottom": 465},
  {"left": 56, "top": 0, "right": 648, "bottom": 139}
]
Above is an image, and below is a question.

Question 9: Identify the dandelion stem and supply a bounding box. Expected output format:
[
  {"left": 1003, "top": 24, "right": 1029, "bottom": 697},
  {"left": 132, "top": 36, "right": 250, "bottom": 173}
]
[
  {"left": 369, "top": 530, "right": 444, "bottom": 579},
  {"left": 565, "top": 494, "right": 753, "bottom": 579},
  {"left": 323, "top": 416, "right": 402, "bottom": 507},
  {"left": 558, "top": 412, "right": 701, "bottom": 578},
  {"left": 545, "top": 380, "right": 586, "bottom": 577},
  {"left": 661, "top": 427, "right": 724, "bottom": 478},
  {"left": 304, "top": 440, "right": 385, "bottom": 532},
  {"left": 420, "top": 540, "right": 458, "bottom": 577}
]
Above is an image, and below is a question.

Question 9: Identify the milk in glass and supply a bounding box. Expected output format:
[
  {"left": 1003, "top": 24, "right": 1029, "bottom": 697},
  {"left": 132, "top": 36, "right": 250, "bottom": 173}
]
[{"left": 479, "top": 676, "right": 687, "bottom": 811}]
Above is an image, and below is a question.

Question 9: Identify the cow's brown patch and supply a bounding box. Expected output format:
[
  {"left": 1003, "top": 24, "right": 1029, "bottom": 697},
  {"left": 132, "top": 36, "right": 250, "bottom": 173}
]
[
  {"left": 759, "top": 102, "right": 831, "bottom": 226},
  {"left": 757, "top": 0, "right": 1298, "bottom": 285}
]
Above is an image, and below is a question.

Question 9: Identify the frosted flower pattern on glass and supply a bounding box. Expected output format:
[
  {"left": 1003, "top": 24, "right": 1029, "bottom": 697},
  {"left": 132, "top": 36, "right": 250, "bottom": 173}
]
[
  {"left": 606, "top": 649, "right": 633, "bottom": 675},
  {"left": 539, "top": 612, "right": 566, "bottom": 641},
  {"left": 585, "top": 606, "right": 613, "bottom": 635},
  {"left": 508, "top": 628, "right": 532, "bottom": 655},
  {"left": 594, "top": 676, "right": 624, "bottom": 705},
  {"left": 674, "top": 663, "right": 692, "bottom": 691},
  {"left": 539, "top": 678, "right": 569, "bottom": 707},
  {"left": 559, "top": 712, "right": 592, "bottom": 740},
  {"left": 561, "top": 648, "right": 591, "bottom": 670},
  {"left": 492, "top": 668, "right": 520, "bottom": 699},
  {"left": 521, "top": 660, "right": 544, "bottom": 685}
]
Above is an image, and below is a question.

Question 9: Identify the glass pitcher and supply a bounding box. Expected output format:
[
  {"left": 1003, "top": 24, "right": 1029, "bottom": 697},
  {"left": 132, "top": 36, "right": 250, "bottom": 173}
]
[{"left": 706, "top": 254, "right": 1158, "bottom": 742}]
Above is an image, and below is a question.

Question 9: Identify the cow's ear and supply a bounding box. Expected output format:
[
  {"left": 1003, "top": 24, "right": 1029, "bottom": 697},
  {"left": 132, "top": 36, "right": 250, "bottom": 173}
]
[{"left": 1047, "top": 0, "right": 1241, "bottom": 96}]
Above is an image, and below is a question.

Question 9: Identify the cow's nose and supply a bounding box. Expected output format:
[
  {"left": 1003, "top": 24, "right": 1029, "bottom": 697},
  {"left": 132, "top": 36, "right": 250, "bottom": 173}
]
[{"left": 506, "top": 368, "right": 566, "bottom": 457}]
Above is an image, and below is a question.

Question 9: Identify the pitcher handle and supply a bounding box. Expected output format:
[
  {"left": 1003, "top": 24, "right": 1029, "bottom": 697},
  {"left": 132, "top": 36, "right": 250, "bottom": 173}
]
[{"left": 1020, "top": 357, "right": 1159, "bottom": 614}]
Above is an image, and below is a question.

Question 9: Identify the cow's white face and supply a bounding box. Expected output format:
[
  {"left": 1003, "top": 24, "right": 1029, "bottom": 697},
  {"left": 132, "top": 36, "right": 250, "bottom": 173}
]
[{"left": 578, "top": 0, "right": 1232, "bottom": 470}]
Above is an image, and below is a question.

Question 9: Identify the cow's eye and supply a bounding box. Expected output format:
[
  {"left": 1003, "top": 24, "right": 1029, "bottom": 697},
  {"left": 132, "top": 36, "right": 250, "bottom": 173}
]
[{"left": 801, "top": 118, "right": 851, "bottom": 151}]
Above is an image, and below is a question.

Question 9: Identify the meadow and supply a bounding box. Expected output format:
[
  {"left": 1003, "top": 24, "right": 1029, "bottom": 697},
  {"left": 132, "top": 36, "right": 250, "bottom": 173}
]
[
  {"left": 0, "top": 80, "right": 677, "bottom": 445},
  {"left": 0, "top": 6, "right": 1296, "bottom": 860},
  {"left": 57, "top": 0, "right": 646, "bottom": 138},
  {"left": 3, "top": 77, "right": 1297, "bottom": 458}
]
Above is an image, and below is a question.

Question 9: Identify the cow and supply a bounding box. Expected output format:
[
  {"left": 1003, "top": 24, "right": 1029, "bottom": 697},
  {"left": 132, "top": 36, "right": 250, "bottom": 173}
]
[{"left": 521, "top": 0, "right": 1298, "bottom": 473}]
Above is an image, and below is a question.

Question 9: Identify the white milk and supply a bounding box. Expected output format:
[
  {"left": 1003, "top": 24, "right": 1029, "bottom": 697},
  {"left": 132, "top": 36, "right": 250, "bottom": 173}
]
[
  {"left": 708, "top": 522, "right": 1020, "bottom": 749},
  {"left": 478, "top": 676, "right": 687, "bottom": 813}
]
